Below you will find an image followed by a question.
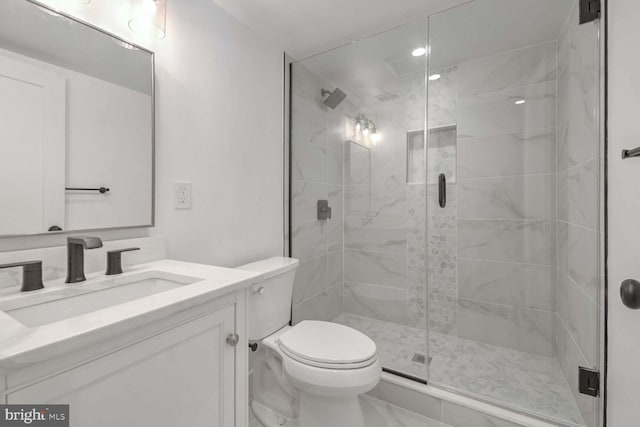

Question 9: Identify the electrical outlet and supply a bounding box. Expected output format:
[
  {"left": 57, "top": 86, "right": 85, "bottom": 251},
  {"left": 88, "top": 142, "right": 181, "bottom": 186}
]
[{"left": 174, "top": 182, "right": 192, "bottom": 209}]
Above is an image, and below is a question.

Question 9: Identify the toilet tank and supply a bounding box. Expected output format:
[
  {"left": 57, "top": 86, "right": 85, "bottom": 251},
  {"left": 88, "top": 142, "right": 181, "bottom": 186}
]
[{"left": 236, "top": 257, "right": 299, "bottom": 341}]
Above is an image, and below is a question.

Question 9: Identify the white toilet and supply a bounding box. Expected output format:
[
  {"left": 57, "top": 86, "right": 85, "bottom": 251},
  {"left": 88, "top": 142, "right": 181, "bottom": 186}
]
[{"left": 238, "top": 257, "right": 381, "bottom": 427}]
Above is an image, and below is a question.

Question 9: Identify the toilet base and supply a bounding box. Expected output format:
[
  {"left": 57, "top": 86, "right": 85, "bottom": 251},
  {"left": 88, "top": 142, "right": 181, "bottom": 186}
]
[
  {"left": 298, "top": 391, "right": 365, "bottom": 427},
  {"left": 252, "top": 400, "right": 297, "bottom": 427}
]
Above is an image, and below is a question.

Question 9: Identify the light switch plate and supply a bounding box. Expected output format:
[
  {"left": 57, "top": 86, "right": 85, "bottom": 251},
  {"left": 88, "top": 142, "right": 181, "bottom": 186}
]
[{"left": 174, "top": 182, "right": 192, "bottom": 209}]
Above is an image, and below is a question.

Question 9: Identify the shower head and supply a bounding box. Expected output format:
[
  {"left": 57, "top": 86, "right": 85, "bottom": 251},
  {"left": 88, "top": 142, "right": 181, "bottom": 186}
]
[{"left": 321, "top": 88, "right": 347, "bottom": 109}]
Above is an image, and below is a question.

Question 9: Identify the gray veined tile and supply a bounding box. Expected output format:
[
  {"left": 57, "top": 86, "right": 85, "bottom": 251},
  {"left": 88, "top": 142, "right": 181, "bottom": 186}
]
[
  {"left": 557, "top": 89, "right": 599, "bottom": 171},
  {"left": 291, "top": 94, "right": 327, "bottom": 147},
  {"left": 292, "top": 283, "right": 342, "bottom": 324},
  {"left": 569, "top": 3, "right": 600, "bottom": 106},
  {"left": 457, "top": 129, "right": 556, "bottom": 179},
  {"left": 346, "top": 182, "right": 407, "bottom": 218},
  {"left": 442, "top": 402, "right": 524, "bottom": 427},
  {"left": 428, "top": 65, "right": 458, "bottom": 128},
  {"left": 291, "top": 139, "right": 327, "bottom": 183},
  {"left": 457, "top": 81, "right": 556, "bottom": 139},
  {"left": 327, "top": 249, "right": 343, "bottom": 287},
  {"left": 291, "top": 220, "right": 326, "bottom": 261},
  {"left": 344, "top": 216, "right": 407, "bottom": 253},
  {"left": 346, "top": 140, "right": 372, "bottom": 185},
  {"left": 291, "top": 63, "right": 329, "bottom": 103},
  {"left": 327, "top": 218, "right": 343, "bottom": 252},
  {"left": 565, "top": 222, "right": 599, "bottom": 301},
  {"left": 327, "top": 148, "right": 343, "bottom": 186},
  {"left": 344, "top": 282, "right": 409, "bottom": 325},
  {"left": 555, "top": 314, "right": 596, "bottom": 427},
  {"left": 360, "top": 396, "right": 447, "bottom": 427},
  {"left": 557, "top": 159, "right": 599, "bottom": 230},
  {"left": 457, "top": 219, "right": 556, "bottom": 265},
  {"left": 456, "top": 41, "right": 557, "bottom": 98},
  {"left": 328, "top": 184, "right": 343, "bottom": 218},
  {"left": 344, "top": 249, "right": 407, "bottom": 288},
  {"left": 291, "top": 181, "right": 328, "bottom": 223},
  {"left": 457, "top": 298, "right": 554, "bottom": 356},
  {"left": 458, "top": 260, "right": 555, "bottom": 310},
  {"left": 367, "top": 380, "right": 443, "bottom": 421},
  {"left": 458, "top": 174, "right": 555, "bottom": 220},
  {"left": 326, "top": 108, "right": 346, "bottom": 153},
  {"left": 292, "top": 255, "right": 328, "bottom": 305},
  {"left": 557, "top": 270, "right": 598, "bottom": 366}
]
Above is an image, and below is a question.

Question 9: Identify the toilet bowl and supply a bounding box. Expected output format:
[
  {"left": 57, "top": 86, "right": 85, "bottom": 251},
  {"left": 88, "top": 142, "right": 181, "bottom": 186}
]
[
  {"left": 262, "top": 322, "right": 381, "bottom": 427},
  {"left": 238, "top": 257, "right": 381, "bottom": 427}
]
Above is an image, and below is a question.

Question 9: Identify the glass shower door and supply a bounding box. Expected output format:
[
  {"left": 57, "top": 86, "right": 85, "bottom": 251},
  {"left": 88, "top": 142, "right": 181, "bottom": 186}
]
[
  {"left": 426, "top": 1, "right": 602, "bottom": 426},
  {"left": 289, "top": 20, "right": 430, "bottom": 382}
]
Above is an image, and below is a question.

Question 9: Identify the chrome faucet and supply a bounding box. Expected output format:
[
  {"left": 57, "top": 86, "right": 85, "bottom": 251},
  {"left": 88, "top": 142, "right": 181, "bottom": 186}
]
[{"left": 66, "top": 236, "right": 103, "bottom": 283}]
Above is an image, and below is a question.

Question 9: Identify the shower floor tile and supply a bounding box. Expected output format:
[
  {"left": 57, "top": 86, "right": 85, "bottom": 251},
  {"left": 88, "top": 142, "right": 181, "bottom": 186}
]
[{"left": 333, "top": 313, "right": 585, "bottom": 427}]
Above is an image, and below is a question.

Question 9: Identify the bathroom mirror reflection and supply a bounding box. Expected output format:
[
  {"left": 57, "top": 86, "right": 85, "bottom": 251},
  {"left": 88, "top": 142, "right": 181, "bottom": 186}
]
[{"left": 0, "top": 0, "right": 154, "bottom": 236}]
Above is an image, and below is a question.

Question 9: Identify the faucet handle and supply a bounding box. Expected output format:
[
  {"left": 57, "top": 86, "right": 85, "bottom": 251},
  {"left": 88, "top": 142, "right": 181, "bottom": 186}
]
[
  {"left": 0, "top": 261, "right": 44, "bottom": 292},
  {"left": 106, "top": 248, "right": 140, "bottom": 275}
]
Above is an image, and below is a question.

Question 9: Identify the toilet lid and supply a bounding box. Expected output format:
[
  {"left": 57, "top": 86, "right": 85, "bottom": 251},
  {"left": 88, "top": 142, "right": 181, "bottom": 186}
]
[{"left": 277, "top": 321, "right": 376, "bottom": 365}]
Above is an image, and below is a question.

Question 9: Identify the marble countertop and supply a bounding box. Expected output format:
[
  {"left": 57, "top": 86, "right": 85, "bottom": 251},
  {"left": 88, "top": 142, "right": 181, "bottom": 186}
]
[{"left": 0, "top": 259, "right": 263, "bottom": 375}]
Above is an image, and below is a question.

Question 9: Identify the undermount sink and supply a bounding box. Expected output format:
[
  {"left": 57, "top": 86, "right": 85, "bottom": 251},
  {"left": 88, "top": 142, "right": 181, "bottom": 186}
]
[{"left": 1, "top": 271, "right": 202, "bottom": 328}]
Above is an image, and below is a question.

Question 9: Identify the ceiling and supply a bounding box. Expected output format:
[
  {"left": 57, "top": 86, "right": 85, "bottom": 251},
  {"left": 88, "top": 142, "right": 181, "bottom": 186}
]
[{"left": 209, "top": 0, "right": 471, "bottom": 59}]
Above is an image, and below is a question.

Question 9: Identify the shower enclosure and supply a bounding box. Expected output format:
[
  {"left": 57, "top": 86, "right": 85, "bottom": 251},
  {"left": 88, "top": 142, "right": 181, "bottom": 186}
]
[{"left": 287, "top": 1, "right": 603, "bottom": 426}]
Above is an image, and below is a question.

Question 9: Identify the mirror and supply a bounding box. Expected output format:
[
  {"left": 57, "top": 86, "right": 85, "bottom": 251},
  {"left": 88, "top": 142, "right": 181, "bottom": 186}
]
[{"left": 0, "top": 0, "right": 154, "bottom": 236}]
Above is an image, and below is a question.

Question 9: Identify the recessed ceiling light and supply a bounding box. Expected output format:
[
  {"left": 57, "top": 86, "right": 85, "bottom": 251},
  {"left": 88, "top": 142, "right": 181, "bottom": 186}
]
[
  {"left": 429, "top": 74, "right": 441, "bottom": 81},
  {"left": 412, "top": 47, "right": 426, "bottom": 57},
  {"left": 515, "top": 99, "right": 526, "bottom": 105}
]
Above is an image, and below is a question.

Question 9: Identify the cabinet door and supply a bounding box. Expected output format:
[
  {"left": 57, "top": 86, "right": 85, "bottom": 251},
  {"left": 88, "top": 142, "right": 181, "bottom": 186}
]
[{"left": 8, "top": 306, "right": 236, "bottom": 427}]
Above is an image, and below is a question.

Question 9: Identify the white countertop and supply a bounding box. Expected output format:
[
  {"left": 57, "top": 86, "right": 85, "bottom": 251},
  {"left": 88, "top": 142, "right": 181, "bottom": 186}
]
[{"left": 0, "top": 259, "right": 262, "bottom": 375}]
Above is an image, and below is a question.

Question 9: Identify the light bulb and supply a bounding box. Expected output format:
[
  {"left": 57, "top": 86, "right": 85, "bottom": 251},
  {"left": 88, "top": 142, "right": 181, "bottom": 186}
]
[{"left": 412, "top": 47, "right": 427, "bottom": 57}]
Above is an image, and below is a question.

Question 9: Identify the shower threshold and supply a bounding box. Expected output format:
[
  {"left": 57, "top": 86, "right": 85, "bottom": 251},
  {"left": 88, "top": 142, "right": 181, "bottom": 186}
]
[{"left": 333, "top": 313, "right": 586, "bottom": 427}]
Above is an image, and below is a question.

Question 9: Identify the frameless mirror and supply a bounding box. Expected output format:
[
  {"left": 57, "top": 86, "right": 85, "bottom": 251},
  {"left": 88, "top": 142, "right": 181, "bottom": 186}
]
[{"left": 0, "top": 0, "right": 154, "bottom": 236}]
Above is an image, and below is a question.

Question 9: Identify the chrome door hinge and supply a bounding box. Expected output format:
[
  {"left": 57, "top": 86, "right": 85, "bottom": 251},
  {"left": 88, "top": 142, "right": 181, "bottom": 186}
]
[
  {"left": 579, "top": 367, "right": 600, "bottom": 397},
  {"left": 579, "top": 0, "right": 601, "bottom": 24}
]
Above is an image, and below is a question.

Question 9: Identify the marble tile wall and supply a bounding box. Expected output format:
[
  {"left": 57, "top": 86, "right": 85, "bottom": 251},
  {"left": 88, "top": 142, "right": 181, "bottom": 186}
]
[
  {"left": 427, "top": 41, "right": 559, "bottom": 356},
  {"left": 554, "top": 3, "right": 601, "bottom": 426},
  {"left": 290, "top": 63, "right": 345, "bottom": 324},
  {"left": 343, "top": 74, "right": 427, "bottom": 328}
]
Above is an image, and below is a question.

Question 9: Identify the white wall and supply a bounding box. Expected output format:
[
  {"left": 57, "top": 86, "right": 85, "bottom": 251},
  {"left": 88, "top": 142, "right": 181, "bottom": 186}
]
[
  {"left": 0, "top": 0, "right": 284, "bottom": 267},
  {"left": 607, "top": 0, "right": 640, "bottom": 425}
]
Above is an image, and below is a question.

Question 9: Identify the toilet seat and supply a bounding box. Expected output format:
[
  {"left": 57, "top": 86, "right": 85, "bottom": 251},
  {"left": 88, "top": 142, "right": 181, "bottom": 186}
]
[{"left": 277, "top": 321, "right": 377, "bottom": 370}]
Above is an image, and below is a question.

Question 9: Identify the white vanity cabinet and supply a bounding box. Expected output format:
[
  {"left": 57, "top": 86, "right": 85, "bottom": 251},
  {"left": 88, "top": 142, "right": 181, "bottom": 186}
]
[{"left": 2, "top": 290, "right": 249, "bottom": 427}]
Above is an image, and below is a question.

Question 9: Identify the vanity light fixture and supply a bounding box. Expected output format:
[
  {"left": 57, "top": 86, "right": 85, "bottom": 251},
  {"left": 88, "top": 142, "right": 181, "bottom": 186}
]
[
  {"left": 429, "top": 74, "right": 441, "bottom": 81},
  {"left": 129, "top": 0, "right": 167, "bottom": 39},
  {"left": 353, "top": 114, "right": 380, "bottom": 146},
  {"left": 412, "top": 47, "right": 427, "bottom": 57}
]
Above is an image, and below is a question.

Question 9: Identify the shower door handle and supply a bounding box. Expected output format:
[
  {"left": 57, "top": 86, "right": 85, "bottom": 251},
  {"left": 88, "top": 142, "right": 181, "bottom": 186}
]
[{"left": 438, "top": 173, "right": 446, "bottom": 208}]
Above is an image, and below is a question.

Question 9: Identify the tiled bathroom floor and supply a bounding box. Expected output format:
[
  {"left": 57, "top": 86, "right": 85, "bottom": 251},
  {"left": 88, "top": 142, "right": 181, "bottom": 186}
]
[
  {"left": 250, "top": 395, "right": 448, "bottom": 427},
  {"left": 333, "top": 313, "right": 585, "bottom": 427}
]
